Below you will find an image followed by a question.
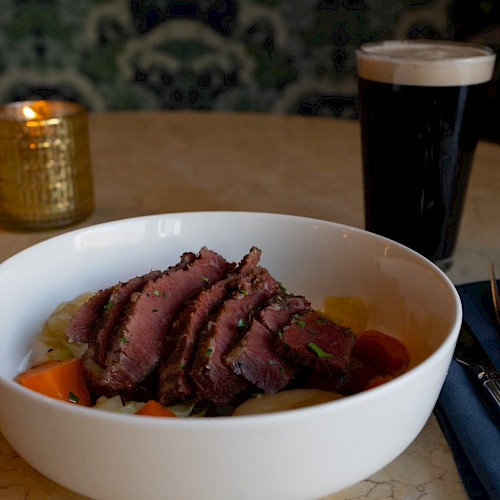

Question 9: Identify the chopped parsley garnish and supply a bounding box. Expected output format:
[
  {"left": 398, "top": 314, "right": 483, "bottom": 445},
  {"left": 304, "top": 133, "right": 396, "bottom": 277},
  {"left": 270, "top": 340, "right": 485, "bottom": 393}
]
[
  {"left": 104, "top": 302, "right": 113, "bottom": 310},
  {"left": 237, "top": 318, "right": 248, "bottom": 329},
  {"left": 203, "top": 277, "right": 210, "bottom": 283},
  {"left": 206, "top": 348, "right": 214, "bottom": 357},
  {"left": 292, "top": 314, "right": 305, "bottom": 327},
  {"left": 153, "top": 289, "right": 160, "bottom": 296},
  {"left": 308, "top": 342, "right": 334, "bottom": 359},
  {"left": 120, "top": 336, "right": 129, "bottom": 345}
]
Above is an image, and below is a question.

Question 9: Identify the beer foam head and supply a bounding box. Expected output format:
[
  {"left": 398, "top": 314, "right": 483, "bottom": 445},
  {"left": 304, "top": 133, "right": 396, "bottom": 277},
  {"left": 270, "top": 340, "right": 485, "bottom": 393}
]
[{"left": 356, "top": 40, "right": 496, "bottom": 87}]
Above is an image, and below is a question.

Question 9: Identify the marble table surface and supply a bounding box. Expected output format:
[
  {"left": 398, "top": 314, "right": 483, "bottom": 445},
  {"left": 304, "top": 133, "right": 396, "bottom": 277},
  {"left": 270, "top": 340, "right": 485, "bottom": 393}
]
[{"left": 1, "top": 111, "right": 498, "bottom": 499}]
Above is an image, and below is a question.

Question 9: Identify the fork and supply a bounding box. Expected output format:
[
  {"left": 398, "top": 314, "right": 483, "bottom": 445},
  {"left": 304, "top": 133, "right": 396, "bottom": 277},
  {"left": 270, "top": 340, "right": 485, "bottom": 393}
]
[{"left": 490, "top": 263, "right": 500, "bottom": 331}]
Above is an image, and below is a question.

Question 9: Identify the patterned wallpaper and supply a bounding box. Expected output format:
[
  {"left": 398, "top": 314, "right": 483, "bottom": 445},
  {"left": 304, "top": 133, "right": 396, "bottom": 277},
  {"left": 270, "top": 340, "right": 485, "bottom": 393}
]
[{"left": 0, "top": 0, "right": 497, "bottom": 136}]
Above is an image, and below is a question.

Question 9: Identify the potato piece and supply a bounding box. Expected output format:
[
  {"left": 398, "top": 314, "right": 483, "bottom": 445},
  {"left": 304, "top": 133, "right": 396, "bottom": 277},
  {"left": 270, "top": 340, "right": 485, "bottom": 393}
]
[
  {"left": 324, "top": 296, "right": 368, "bottom": 333},
  {"left": 232, "top": 388, "right": 343, "bottom": 416}
]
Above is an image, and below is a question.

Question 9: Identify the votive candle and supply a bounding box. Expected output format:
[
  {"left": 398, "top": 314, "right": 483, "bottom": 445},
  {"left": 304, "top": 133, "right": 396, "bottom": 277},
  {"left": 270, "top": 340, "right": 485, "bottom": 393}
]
[{"left": 0, "top": 100, "right": 94, "bottom": 230}]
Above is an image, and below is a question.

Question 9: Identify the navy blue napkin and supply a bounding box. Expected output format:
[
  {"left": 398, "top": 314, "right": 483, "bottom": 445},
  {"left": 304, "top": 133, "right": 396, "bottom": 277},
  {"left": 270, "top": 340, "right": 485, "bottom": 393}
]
[{"left": 434, "top": 281, "right": 500, "bottom": 500}]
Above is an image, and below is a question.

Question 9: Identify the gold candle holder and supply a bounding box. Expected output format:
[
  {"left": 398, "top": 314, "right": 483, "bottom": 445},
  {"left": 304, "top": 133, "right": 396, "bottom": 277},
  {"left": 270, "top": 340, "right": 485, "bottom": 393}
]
[{"left": 0, "top": 100, "right": 94, "bottom": 230}]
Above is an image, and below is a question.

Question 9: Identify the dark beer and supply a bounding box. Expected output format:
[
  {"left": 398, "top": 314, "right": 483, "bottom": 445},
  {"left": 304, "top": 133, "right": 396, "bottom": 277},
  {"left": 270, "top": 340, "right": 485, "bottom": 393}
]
[{"left": 357, "top": 41, "right": 495, "bottom": 268}]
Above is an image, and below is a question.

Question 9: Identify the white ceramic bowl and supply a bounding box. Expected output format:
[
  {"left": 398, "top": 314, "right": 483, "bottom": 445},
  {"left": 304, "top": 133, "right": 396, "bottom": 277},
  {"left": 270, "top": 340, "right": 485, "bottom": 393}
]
[{"left": 0, "top": 212, "right": 461, "bottom": 500}]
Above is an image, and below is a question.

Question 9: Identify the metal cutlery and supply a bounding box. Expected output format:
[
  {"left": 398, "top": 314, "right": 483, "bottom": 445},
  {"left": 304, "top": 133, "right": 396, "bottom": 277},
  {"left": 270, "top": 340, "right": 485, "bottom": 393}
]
[
  {"left": 453, "top": 321, "right": 500, "bottom": 420},
  {"left": 490, "top": 263, "right": 500, "bottom": 331}
]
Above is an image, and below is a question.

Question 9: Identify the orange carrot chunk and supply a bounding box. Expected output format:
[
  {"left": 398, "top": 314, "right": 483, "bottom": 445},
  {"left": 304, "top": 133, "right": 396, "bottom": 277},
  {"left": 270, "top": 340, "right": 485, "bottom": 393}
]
[
  {"left": 16, "top": 359, "right": 91, "bottom": 406},
  {"left": 136, "top": 400, "right": 177, "bottom": 418},
  {"left": 353, "top": 329, "right": 409, "bottom": 377}
]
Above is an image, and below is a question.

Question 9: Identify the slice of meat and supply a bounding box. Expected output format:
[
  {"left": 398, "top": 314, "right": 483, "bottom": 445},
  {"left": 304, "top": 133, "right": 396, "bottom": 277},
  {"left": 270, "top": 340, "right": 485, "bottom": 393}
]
[
  {"left": 66, "top": 287, "right": 114, "bottom": 343},
  {"left": 94, "top": 248, "right": 234, "bottom": 394},
  {"left": 158, "top": 247, "right": 262, "bottom": 405},
  {"left": 235, "top": 246, "right": 262, "bottom": 276},
  {"left": 66, "top": 254, "right": 195, "bottom": 348},
  {"left": 190, "top": 267, "right": 281, "bottom": 405},
  {"left": 275, "top": 310, "right": 356, "bottom": 375},
  {"left": 92, "top": 270, "right": 163, "bottom": 367},
  {"left": 226, "top": 293, "right": 311, "bottom": 393},
  {"left": 80, "top": 254, "right": 197, "bottom": 391},
  {"left": 225, "top": 320, "right": 295, "bottom": 394},
  {"left": 79, "top": 254, "right": 197, "bottom": 389},
  {"left": 258, "top": 293, "right": 312, "bottom": 333},
  {"left": 158, "top": 277, "right": 233, "bottom": 405}
]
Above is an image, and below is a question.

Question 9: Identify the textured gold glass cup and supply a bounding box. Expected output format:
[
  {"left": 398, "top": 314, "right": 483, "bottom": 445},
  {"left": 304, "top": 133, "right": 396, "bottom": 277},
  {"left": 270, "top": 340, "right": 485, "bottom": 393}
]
[{"left": 0, "top": 100, "right": 94, "bottom": 230}]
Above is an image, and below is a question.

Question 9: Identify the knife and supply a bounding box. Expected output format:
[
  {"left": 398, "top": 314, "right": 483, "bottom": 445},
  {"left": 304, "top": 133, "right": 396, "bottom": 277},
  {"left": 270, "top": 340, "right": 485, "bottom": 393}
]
[{"left": 453, "top": 321, "right": 500, "bottom": 421}]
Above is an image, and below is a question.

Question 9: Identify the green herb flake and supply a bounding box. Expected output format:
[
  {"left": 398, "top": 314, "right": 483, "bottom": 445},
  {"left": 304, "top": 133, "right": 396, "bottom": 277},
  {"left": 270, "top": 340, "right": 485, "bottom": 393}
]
[
  {"left": 104, "top": 302, "right": 113, "bottom": 310},
  {"left": 237, "top": 318, "right": 248, "bottom": 329},
  {"left": 153, "top": 289, "right": 160, "bottom": 296},
  {"left": 292, "top": 314, "right": 305, "bottom": 327},
  {"left": 120, "top": 336, "right": 129, "bottom": 345},
  {"left": 239, "top": 289, "right": 248, "bottom": 297},
  {"left": 308, "top": 342, "right": 334, "bottom": 359},
  {"left": 68, "top": 391, "right": 80, "bottom": 404},
  {"left": 203, "top": 277, "right": 210, "bottom": 284},
  {"left": 279, "top": 283, "right": 287, "bottom": 292},
  {"left": 206, "top": 348, "right": 214, "bottom": 357}
]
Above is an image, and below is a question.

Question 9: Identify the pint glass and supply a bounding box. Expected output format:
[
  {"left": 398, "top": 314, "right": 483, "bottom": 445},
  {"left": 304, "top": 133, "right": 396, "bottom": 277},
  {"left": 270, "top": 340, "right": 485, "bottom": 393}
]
[{"left": 357, "top": 40, "right": 496, "bottom": 270}]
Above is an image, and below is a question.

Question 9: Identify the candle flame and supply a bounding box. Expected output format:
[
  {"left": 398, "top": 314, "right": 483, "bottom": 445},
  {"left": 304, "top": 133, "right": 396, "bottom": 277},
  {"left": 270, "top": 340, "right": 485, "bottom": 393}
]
[{"left": 22, "top": 106, "right": 38, "bottom": 120}]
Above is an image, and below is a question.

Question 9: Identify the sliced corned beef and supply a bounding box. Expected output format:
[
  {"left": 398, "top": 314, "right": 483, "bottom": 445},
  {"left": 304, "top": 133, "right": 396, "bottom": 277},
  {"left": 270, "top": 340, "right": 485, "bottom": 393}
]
[
  {"left": 190, "top": 267, "right": 281, "bottom": 405},
  {"left": 66, "top": 287, "right": 114, "bottom": 344},
  {"left": 258, "top": 293, "right": 312, "bottom": 333},
  {"left": 275, "top": 310, "right": 356, "bottom": 375},
  {"left": 158, "top": 277, "right": 234, "bottom": 405},
  {"left": 94, "top": 248, "right": 233, "bottom": 393},
  {"left": 226, "top": 293, "right": 311, "bottom": 393},
  {"left": 78, "top": 255, "right": 196, "bottom": 391},
  {"left": 158, "top": 247, "right": 262, "bottom": 405},
  {"left": 92, "top": 269, "right": 163, "bottom": 367},
  {"left": 225, "top": 320, "right": 295, "bottom": 394},
  {"left": 236, "top": 246, "right": 262, "bottom": 275}
]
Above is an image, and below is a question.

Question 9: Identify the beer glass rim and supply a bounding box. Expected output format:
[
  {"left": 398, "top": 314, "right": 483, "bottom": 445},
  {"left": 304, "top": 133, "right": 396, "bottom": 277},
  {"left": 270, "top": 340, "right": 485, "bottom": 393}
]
[
  {"left": 356, "top": 40, "right": 496, "bottom": 87},
  {"left": 357, "top": 39, "right": 495, "bottom": 63},
  {"left": 0, "top": 100, "right": 87, "bottom": 122}
]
